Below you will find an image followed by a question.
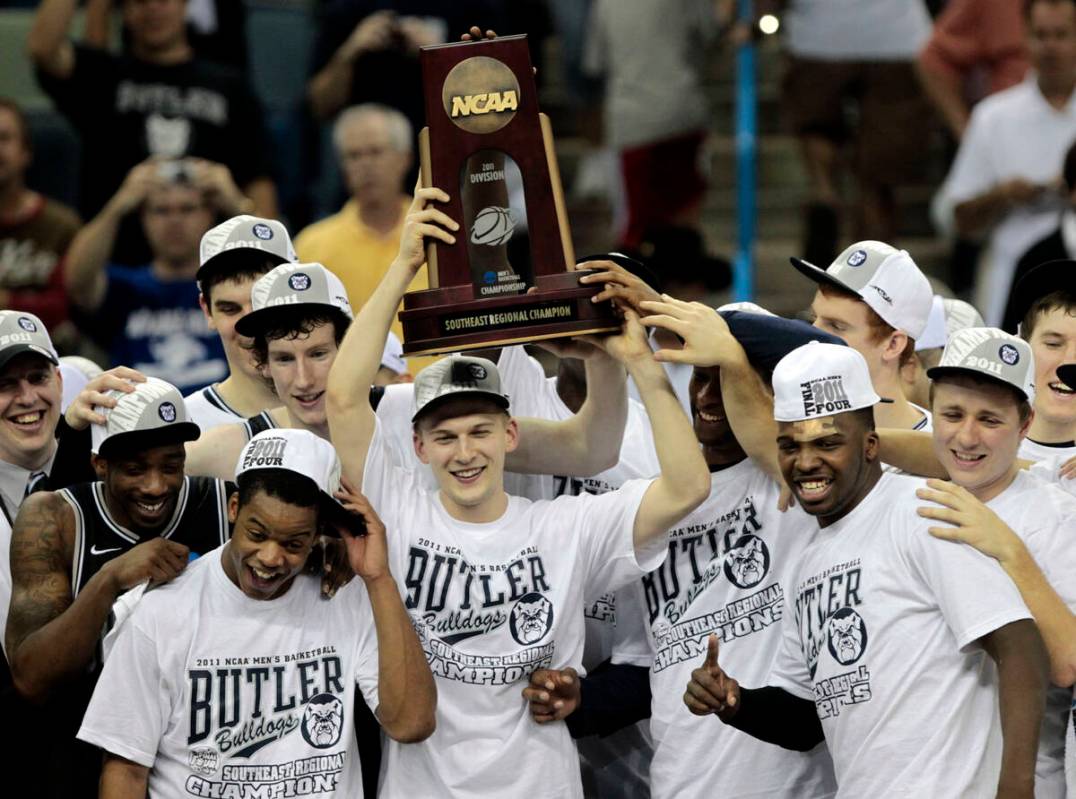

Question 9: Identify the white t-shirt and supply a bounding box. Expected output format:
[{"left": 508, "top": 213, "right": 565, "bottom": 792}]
[
  {"left": 1028, "top": 456, "right": 1076, "bottom": 498},
  {"left": 615, "top": 459, "right": 836, "bottom": 799},
  {"left": 769, "top": 473, "right": 1031, "bottom": 797},
  {"left": 362, "top": 420, "right": 662, "bottom": 799},
  {"left": 492, "top": 347, "right": 662, "bottom": 795},
  {"left": 184, "top": 384, "right": 247, "bottom": 432},
  {"left": 1020, "top": 437, "right": 1076, "bottom": 465},
  {"left": 783, "top": 0, "right": 931, "bottom": 60},
  {"left": 988, "top": 470, "right": 1076, "bottom": 799},
  {"left": 78, "top": 548, "right": 381, "bottom": 798},
  {"left": 944, "top": 79, "right": 1076, "bottom": 325}
]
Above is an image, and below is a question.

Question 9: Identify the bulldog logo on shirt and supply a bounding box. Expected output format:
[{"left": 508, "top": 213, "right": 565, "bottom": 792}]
[
  {"left": 300, "top": 693, "right": 344, "bottom": 749},
  {"left": 826, "top": 607, "right": 868, "bottom": 666},
  {"left": 509, "top": 592, "right": 553, "bottom": 645},
  {"left": 723, "top": 534, "right": 770, "bottom": 589}
]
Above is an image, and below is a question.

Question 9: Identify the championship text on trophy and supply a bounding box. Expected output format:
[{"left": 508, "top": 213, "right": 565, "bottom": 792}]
[{"left": 398, "top": 35, "right": 621, "bottom": 356}]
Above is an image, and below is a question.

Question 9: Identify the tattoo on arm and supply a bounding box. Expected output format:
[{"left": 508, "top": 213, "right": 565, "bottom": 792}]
[{"left": 5, "top": 494, "right": 74, "bottom": 656}]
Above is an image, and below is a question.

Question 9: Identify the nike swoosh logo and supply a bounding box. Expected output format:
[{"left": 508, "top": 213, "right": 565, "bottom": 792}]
[{"left": 90, "top": 545, "right": 122, "bottom": 556}]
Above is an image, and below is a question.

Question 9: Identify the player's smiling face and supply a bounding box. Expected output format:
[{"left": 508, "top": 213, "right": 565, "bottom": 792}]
[
  {"left": 224, "top": 490, "right": 318, "bottom": 600},
  {"left": 414, "top": 399, "right": 518, "bottom": 521},
  {"left": 931, "top": 376, "right": 1028, "bottom": 501},
  {"left": 776, "top": 412, "right": 879, "bottom": 527},
  {"left": 689, "top": 366, "right": 733, "bottom": 445},
  {"left": 1028, "top": 307, "right": 1076, "bottom": 427},
  {"left": 96, "top": 444, "right": 186, "bottom": 532},
  {"left": 0, "top": 353, "right": 62, "bottom": 469},
  {"left": 267, "top": 323, "right": 338, "bottom": 429}
]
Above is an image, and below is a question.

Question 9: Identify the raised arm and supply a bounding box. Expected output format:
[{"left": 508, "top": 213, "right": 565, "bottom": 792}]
[
  {"left": 509, "top": 348, "right": 628, "bottom": 477},
  {"left": 27, "top": 0, "right": 78, "bottom": 78},
  {"left": 306, "top": 10, "right": 398, "bottom": 120},
  {"left": 6, "top": 493, "right": 186, "bottom": 702},
  {"left": 638, "top": 297, "right": 781, "bottom": 483},
  {"left": 65, "top": 161, "right": 158, "bottom": 311},
  {"left": 608, "top": 312, "right": 709, "bottom": 548},
  {"left": 336, "top": 487, "right": 435, "bottom": 742},
  {"left": 326, "top": 187, "right": 457, "bottom": 484}
]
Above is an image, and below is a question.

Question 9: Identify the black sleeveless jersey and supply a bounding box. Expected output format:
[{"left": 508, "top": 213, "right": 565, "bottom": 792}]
[
  {"left": 58, "top": 476, "right": 233, "bottom": 596},
  {"left": 243, "top": 410, "right": 278, "bottom": 441}
]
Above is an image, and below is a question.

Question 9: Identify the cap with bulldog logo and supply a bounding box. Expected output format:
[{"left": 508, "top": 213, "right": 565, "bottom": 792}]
[
  {"left": 91, "top": 377, "right": 201, "bottom": 457},
  {"left": 412, "top": 355, "right": 510, "bottom": 422},
  {"left": 234, "top": 263, "right": 353, "bottom": 337},
  {"left": 927, "top": 327, "right": 1036, "bottom": 402},
  {"left": 196, "top": 215, "right": 296, "bottom": 286},
  {"left": 0, "top": 311, "right": 59, "bottom": 370}
]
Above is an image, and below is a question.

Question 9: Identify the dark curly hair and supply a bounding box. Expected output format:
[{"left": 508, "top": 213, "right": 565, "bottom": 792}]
[{"left": 250, "top": 308, "right": 351, "bottom": 370}]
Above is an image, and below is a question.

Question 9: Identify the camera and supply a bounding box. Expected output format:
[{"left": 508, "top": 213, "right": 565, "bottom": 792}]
[{"left": 157, "top": 158, "right": 192, "bottom": 184}]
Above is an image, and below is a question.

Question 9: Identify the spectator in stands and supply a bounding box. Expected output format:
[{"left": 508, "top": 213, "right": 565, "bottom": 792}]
[
  {"left": 83, "top": 0, "right": 250, "bottom": 73},
  {"left": 916, "top": 0, "right": 1029, "bottom": 140},
  {"left": 295, "top": 104, "right": 427, "bottom": 354},
  {"left": 306, "top": 3, "right": 501, "bottom": 129},
  {"left": 945, "top": 0, "right": 1076, "bottom": 325},
  {"left": 64, "top": 158, "right": 233, "bottom": 395},
  {"left": 0, "top": 98, "right": 80, "bottom": 353},
  {"left": 584, "top": 0, "right": 718, "bottom": 251},
  {"left": 1008, "top": 139, "right": 1076, "bottom": 316},
  {"left": 778, "top": 0, "right": 933, "bottom": 267},
  {"left": 27, "top": 0, "right": 276, "bottom": 264}
]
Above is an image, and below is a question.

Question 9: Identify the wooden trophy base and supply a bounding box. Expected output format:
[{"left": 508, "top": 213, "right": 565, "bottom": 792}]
[{"left": 399, "top": 270, "right": 620, "bottom": 357}]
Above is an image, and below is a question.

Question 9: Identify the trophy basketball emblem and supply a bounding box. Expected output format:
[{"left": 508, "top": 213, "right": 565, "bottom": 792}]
[{"left": 399, "top": 35, "right": 620, "bottom": 356}]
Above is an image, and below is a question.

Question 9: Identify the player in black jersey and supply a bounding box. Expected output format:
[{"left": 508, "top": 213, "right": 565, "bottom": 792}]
[{"left": 4, "top": 377, "right": 230, "bottom": 797}]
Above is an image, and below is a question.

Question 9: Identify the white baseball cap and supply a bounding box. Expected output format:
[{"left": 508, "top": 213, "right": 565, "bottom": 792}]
[
  {"left": 234, "top": 263, "right": 353, "bottom": 337},
  {"left": 91, "top": 377, "right": 201, "bottom": 457},
  {"left": 916, "top": 295, "right": 986, "bottom": 351},
  {"left": 412, "top": 355, "right": 510, "bottom": 422},
  {"left": 791, "top": 241, "right": 934, "bottom": 340},
  {"left": 773, "top": 341, "right": 887, "bottom": 422},
  {"left": 235, "top": 428, "right": 360, "bottom": 536},
  {"left": 197, "top": 215, "right": 295, "bottom": 285},
  {"left": 0, "top": 311, "right": 58, "bottom": 370},
  {"left": 927, "top": 327, "right": 1036, "bottom": 402}
]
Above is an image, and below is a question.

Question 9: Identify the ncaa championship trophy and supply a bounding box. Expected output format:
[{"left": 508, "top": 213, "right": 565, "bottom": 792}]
[{"left": 398, "top": 35, "right": 621, "bottom": 356}]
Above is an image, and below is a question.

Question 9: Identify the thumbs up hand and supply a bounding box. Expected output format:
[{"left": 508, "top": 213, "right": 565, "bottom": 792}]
[{"left": 684, "top": 634, "right": 740, "bottom": 721}]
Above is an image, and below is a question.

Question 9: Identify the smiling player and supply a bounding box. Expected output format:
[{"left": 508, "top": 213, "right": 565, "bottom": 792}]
[
  {"left": 5, "top": 377, "right": 232, "bottom": 795},
  {"left": 683, "top": 341, "right": 1048, "bottom": 797}
]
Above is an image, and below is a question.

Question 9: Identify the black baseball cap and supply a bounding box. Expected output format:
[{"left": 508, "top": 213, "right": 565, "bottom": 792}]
[{"left": 1003, "top": 259, "right": 1075, "bottom": 334}]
